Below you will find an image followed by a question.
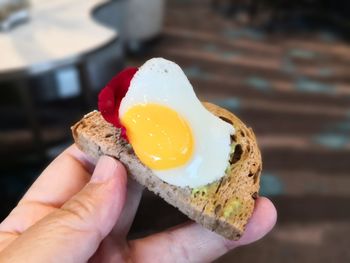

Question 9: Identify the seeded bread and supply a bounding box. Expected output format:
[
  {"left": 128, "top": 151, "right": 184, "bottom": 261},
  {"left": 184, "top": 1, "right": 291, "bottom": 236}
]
[{"left": 71, "top": 102, "right": 261, "bottom": 240}]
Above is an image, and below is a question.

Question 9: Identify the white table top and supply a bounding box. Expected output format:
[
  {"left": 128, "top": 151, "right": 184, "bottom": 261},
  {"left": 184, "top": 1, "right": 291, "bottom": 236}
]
[{"left": 0, "top": 0, "right": 117, "bottom": 78}]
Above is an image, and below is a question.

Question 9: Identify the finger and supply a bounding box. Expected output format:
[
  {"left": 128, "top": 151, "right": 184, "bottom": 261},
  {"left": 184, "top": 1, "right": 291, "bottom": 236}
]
[
  {"left": 0, "top": 156, "right": 127, "bottom": 263},
  {"left": 0, "top": 232, "right": 18, "bottom": 251},
  {"left": 234, "top": 197, "right": 277, "bottom": 246},
  {"left": 22, "top": 145, "right": 96, "bottom": 205},
  {"left": 0, "top": 202, "right": 57, "bottom": 239},
  {"left": 129, "top": 197, "right": 277, "bottom": 263},
  {"left": 0, "top": 145, "right": 94, "bottom": 234},
  {"left": 111, "top": 178, "right": 144, "bottom": 238}
]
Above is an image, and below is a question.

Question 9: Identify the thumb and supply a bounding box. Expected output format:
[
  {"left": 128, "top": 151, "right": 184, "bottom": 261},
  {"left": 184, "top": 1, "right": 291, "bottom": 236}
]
[{"left": 0, "top": 156, "right": 127, "bottom": 263}]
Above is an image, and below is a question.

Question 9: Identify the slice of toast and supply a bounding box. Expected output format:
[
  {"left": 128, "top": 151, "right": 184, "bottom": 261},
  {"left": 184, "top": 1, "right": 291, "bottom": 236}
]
[{"left": 71, "top": 102, "right": 261, "bottom": 240}]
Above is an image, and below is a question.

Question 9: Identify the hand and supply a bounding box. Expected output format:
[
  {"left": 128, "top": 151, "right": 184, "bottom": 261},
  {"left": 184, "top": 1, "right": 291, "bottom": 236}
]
[{"left": 0, "top": 145, "right": 276, "bottom": 263}]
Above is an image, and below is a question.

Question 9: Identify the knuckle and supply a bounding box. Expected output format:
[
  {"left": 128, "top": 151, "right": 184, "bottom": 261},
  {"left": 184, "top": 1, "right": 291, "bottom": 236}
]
[
  {"left": 45, "top": 185, "right": 107, "bottom": 242},
  {"left": 61, "top": 194, "right": 96, "bottom": 223},
  {"left": 57, "top": 192, "right": 104, "bottom": 241},
  {"left": 166, "top": 231, "right": 191, "bottom": 263}
]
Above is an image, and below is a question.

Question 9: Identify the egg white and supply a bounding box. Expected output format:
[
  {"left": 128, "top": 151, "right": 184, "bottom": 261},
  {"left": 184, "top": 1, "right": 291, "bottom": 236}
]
[{"left": 119, "top": 58, "right": 235, "bottom": 188}]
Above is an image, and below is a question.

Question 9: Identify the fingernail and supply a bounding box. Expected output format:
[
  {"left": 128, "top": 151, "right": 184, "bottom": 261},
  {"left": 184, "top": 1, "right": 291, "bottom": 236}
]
[{"left": 91, "top": 156, "right": 118, "bottom": 183}]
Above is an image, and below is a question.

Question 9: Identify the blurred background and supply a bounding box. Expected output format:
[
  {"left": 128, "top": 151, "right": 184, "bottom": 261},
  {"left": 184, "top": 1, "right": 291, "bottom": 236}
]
[{"left": 0, "top": 0, "right": 349, "bottom": 262}]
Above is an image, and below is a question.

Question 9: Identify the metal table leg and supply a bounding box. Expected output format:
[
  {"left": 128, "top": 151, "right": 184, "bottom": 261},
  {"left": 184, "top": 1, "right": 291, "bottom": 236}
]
[
  {"left": 77, "top": 61, "right": 95, "bottom": 111},
  {"left": 15, "top": 78, "right": 46, "bottom": 158}
]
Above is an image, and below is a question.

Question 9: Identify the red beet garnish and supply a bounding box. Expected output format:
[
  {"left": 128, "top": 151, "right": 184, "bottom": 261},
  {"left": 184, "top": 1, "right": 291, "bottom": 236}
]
[{"left": 98, "top": 67, "right": 138, "bottom": 140}]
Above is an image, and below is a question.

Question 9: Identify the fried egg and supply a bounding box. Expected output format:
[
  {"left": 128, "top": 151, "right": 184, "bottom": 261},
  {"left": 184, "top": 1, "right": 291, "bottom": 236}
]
[{"left": 119, "top": 58, "right": 235, "bottom": 188}]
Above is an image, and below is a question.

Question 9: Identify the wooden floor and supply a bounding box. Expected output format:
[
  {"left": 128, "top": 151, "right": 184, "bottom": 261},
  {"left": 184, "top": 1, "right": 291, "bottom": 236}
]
[{"left": 131, "top": 0, "right": 350, "bottom": 262}]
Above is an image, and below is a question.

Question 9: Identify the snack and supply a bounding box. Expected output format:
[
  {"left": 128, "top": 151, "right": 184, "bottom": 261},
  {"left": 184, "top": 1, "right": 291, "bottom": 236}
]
[{"left": 72, "top": 58, "right": 261, "bottom": 240}]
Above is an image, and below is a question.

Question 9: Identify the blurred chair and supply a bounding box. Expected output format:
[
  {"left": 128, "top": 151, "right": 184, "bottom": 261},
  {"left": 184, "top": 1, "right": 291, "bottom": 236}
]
[{"left": 124, "top": 0, "right": 165, "bottom": 54}]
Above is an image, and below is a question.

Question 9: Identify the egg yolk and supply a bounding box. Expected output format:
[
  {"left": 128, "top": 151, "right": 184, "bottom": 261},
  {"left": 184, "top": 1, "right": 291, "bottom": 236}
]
[{"left": 121, "top": 104, "right": 194, "bottom": 170}]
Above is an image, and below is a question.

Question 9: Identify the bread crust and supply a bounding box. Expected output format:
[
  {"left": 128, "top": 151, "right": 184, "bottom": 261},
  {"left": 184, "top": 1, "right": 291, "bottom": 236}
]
[{"left": 71, "top": 102, "right": 261, "bottom": 240}]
